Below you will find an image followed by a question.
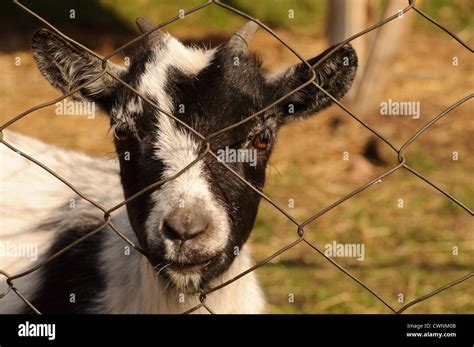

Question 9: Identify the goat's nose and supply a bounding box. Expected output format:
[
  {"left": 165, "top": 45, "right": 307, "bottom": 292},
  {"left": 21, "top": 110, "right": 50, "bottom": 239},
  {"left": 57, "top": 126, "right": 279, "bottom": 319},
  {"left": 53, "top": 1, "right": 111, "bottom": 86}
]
[{"left": 162, "top": 211, "right": 209, "bottom": 241}]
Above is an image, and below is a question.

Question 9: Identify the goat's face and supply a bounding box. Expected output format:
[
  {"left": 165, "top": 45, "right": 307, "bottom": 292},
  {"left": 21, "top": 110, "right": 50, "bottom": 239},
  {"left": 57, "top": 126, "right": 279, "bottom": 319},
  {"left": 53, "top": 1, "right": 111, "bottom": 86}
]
[{"left": 32, "top": 19, "right": 357, "bottom": 292}]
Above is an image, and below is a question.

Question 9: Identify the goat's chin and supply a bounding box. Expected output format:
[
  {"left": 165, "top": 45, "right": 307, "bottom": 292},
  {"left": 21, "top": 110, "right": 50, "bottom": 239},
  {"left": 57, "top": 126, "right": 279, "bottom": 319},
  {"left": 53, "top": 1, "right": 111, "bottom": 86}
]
[
  {"left": 152, "top": 252, "right": 231, "bottom": 293},
  {"left": 163, "top": 270, "right": 203, "bottom": 293}
]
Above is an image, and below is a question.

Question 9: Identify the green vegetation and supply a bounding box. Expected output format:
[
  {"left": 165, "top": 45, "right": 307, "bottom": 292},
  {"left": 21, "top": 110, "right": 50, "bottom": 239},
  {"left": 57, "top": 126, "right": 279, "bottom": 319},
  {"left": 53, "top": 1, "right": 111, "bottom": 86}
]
[
  {"left": 3, "top": 1, "right": 471, "bottom": 35},
  {"left": 101, "top": 0, "right": 326, "bottom": 30},
  {"left": 409, "top": 151, "right": 438, "bottom": 173},
  {"left": 415, "top": 0, "right": 473, "bottom": 32}
]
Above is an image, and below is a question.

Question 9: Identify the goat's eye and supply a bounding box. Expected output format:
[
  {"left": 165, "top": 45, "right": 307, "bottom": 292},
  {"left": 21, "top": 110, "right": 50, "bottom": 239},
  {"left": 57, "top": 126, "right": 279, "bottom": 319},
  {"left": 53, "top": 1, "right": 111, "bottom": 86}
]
[
  {"left": 113, "top": 126, "right": 132, "bottom": 142},
  {"left": 252, "top": 130, "right": 271, "bottom": 150}
]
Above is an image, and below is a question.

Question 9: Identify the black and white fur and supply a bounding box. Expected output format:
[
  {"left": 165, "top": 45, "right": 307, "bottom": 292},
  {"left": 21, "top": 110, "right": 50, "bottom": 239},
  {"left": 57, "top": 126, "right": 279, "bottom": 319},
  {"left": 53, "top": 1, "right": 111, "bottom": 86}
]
[{"left": 0, "top": 19, "right": 357, "bottom": 313}]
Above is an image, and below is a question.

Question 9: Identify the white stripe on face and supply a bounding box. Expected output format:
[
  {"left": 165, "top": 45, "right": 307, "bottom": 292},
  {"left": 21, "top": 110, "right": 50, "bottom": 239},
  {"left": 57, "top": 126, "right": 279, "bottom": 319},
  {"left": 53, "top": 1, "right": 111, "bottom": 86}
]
[{"left": 137, "top": 35, "right": 230, "bottom": 259}]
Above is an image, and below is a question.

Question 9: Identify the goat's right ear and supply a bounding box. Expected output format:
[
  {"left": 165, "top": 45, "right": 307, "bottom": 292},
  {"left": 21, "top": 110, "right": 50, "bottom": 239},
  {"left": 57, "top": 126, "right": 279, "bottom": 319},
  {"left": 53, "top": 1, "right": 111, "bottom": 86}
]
[
  {"left": 32, "top": 29, "right": 124, "bottom": 108},
  {"left": 266, "top": 44, "right": 357, "bottom": 122}
]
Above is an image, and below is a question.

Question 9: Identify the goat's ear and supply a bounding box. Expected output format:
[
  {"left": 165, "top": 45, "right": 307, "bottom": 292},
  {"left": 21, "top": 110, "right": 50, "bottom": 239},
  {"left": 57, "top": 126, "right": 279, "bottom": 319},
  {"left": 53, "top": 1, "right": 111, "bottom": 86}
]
[
  {"left": 267, "top": 44, "right": 357, "bottom": 122},
  {"left": 32, "top": 29, "right": 124, "bottom": 109}
]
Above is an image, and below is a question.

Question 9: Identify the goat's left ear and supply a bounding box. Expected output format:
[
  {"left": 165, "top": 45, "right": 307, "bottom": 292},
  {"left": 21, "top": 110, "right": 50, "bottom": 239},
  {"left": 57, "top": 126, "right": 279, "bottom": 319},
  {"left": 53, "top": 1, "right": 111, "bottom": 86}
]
[
  {"left": 267, "top": 44, "right": 357, "bottom": 122},
  {"left": 32, "top": 28, "right": 124, "bottom": 110}
]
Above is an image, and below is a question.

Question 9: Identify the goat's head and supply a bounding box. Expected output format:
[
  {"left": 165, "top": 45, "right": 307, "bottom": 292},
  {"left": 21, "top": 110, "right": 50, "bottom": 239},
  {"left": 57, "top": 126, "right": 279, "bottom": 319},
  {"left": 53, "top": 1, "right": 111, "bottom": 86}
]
[{"left": 32, "top": 18, "right": 357, "bottom": 292}]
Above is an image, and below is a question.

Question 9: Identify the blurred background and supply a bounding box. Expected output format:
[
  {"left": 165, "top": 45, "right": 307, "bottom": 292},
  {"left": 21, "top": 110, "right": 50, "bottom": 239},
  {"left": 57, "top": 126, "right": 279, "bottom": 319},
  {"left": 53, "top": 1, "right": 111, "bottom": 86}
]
[{"left": 0, "top": 0, "right": 472, "bottom": 313}]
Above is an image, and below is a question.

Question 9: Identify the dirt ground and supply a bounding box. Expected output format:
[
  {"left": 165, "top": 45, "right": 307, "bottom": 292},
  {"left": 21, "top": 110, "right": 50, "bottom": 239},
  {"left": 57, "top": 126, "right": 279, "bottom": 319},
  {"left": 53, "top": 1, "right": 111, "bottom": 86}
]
[{"left": 1, "top": 21, "right": 472, "bottom": 313}]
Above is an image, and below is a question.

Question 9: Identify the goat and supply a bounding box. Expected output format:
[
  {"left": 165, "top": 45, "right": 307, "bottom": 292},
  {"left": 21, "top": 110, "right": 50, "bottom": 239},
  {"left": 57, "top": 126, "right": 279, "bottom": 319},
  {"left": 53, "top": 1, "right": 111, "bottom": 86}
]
[{"left": 0, "top": 18, "right": 357, "bottom": 313}]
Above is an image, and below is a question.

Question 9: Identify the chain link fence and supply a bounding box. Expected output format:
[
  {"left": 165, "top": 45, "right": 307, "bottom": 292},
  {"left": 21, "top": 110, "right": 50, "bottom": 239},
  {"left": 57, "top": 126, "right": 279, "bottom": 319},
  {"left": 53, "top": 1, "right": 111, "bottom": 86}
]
[{"left": 0, "top": 0, "right": 472, "bottom": 314}]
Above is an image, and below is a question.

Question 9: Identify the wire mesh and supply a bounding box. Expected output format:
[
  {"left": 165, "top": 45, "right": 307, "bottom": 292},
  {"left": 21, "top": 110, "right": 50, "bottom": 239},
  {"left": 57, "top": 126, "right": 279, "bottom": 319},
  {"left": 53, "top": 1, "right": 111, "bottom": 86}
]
[{"left": 0, "top": 0, "right": 472, "bottom": 314}]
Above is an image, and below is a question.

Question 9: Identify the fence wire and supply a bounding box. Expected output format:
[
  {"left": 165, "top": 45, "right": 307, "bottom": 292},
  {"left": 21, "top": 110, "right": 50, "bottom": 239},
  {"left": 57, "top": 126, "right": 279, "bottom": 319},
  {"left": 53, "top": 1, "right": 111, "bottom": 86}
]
[{"left": 0, "top": 0, "right": 473, "bottom": 314}]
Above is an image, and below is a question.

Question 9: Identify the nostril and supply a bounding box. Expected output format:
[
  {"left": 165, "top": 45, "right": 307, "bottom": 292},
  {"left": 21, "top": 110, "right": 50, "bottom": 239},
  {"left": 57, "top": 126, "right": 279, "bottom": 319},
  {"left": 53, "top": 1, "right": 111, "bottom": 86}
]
[
  {"left": 162, "top": 218, "right": 208, "bottom": 241},
  {"left": 162, "top": 221, "right": 181, "bottom": 240}
]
